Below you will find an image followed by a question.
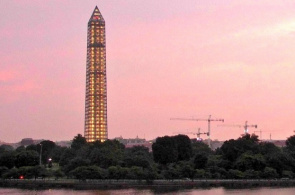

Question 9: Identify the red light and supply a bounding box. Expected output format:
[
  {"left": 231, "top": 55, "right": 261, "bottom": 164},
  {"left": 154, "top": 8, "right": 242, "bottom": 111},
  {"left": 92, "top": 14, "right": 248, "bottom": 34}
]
[{"left": 19, "top": 175, "right": 24, "bottom": 179}]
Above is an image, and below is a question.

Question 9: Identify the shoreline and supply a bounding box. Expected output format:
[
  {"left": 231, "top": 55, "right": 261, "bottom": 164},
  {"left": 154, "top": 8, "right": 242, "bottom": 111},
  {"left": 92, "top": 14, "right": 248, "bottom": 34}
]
[{"left": 1, "top": 179, "right": 295, "bottom": 190}]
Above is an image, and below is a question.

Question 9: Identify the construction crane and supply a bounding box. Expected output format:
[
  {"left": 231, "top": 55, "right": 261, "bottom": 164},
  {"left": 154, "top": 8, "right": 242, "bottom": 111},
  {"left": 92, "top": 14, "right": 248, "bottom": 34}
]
[
  {"left": 254, "top": 130, "right": 263, "bottom": 139},
  {"left": 174, "top": 128, "right": 208, "bottom": 141},
  {"left": 170, "top": 115, "right": 224, "bottom": 148},
  {"left": 254, "top": 130, "right": 272, "bottom": 140},
  {"left": 219, "top": 121, "right": 257, "bottom": 135}
]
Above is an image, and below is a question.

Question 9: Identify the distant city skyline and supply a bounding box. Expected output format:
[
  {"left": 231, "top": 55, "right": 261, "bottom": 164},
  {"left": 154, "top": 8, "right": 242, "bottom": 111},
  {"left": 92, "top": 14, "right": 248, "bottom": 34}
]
[{"left": 1, "top": 0, "right": 295, "bottom": 142}]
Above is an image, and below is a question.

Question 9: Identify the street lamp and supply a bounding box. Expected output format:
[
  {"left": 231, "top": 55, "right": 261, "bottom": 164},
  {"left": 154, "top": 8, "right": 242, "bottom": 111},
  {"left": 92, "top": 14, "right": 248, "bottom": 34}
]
[
  {"left": 48, "top": 158, "right": 52, "bottom": 168},
  {"left": 39, "top": 144, "right": 42, "bottom": 166}
]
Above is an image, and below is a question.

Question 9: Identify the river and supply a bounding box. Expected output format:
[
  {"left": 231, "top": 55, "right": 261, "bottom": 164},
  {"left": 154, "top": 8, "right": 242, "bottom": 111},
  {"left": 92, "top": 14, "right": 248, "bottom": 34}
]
[{"left": 0, "top": 187, "right": 295, "bottom": 195}]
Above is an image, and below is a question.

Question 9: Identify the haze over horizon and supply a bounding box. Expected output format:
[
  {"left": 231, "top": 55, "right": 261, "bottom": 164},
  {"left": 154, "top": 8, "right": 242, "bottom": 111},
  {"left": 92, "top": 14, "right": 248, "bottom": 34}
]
[{"left": 1, "top": 0, "right": 295, "bottom": 143}]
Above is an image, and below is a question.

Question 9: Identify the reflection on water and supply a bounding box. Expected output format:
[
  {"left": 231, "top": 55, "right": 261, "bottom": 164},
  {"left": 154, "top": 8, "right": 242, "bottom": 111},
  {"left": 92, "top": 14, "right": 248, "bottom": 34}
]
[{"left": 0, "top": 187, "right": 295, "bottom": 195}]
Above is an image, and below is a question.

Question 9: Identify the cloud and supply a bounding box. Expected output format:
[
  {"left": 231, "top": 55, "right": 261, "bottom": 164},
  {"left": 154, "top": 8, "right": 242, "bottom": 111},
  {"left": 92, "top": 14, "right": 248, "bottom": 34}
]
[
  {"left": 232, "top": 19, "right": 295, "bottom": 39},
  {"left": 0, "top": 70, "right": 18, "bottom": 82}
]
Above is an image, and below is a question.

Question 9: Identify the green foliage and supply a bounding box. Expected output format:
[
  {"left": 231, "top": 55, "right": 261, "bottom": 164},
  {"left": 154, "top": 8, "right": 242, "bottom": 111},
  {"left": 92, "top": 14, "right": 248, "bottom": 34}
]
[
  {"left": 39, "top": 140, "right": 56, "bottom": 164},
  {"left": 63, "top": 157, "right": 90, "bottom": 174},
  {"left": 108, "top": 166, "right": 128, "bottom": 180},
  {"left": 124, "top": 146, "right": 152, "bottom": 169},
  {"left": 0, "top": 145, "right": 14, "bottom": 152},
  {"left": 228, "top": 169, "right": 244, "bottom": 179},
  {"left": 244, "top": 169, "right": 261, "bottom": 179},
  {"left": 18, "top": 166, "right": 47, "bottom": 179},
  {"left": 2, "top": 133, "right": 295, "bottom": 180},
  {"left": 59, "top": 148, "right": 76, "bottom": 167},
  {"left": 0, "top": 152, "right": 16, "bottom": 169},
  {"left": 71, "top": 166, "right": 107, "bottom": 180},
  {"left": 173, "top": 135, "right": 192, "bottom": 161},
  {"left": 195, "top": 169, "right": 206, "bottom": 178},
  {"left": 15, "top": 146, "right": 26, "bottom": 153},
  {"left": 282, "top": 170, "right": 294, "bottom": 179},
  {"left": 192, "top": 141, "right": 212, "bottom": 155},
  {"left": 50, "top": 146, "right": 66, "bottom": 163},
  {"left": 259, "top": 142, "right": 280, "bottom": 155},
  {"left": 26, "top": 144, "right": 38, "bottom": 151},
  {"left": 162, "top": 164, "right": 180, "bottom": 180},
  {"left": 152, "top": 136, "right": 178, "bottom": 165},
  {"left": 128, "top": 166, "right": 145, "bottom": 180},
  {"left": 2, "top": 167, "right": 19, "bottom": 179},
  {"left": 0, "top": 166, "right": 8, "bottom": 177},
  {"left": 235, "top": 153, "right": 266, "bottom": 171},
  {"left": 263, "top": 167, "right": 279, "bottom": 179},
  {"left": 152, "top": 135, "right": 192, "bottom": 165},
  {"left": 71, "top": 134, "right": 87, "bottom": 150},
  {"left": 53, "top": 169, "right": 65, "bottom": 180},
  {"left": 219, "top": 134, "right": 260, "bottom": 162},
  {"left": 89, "top": 140, "right": 124, "bottom": 168},
  {"left": 178, "top": 161, "right": 195, "bottom": 180},
  {"left": 194, "top": 152, "right": 208, "bottom": 169},
  {"left": 15, "top": 150, "right": 39, "bottom": 168},
  {"left": 286, "top": 135, "right": 295, "bottom": 148}
]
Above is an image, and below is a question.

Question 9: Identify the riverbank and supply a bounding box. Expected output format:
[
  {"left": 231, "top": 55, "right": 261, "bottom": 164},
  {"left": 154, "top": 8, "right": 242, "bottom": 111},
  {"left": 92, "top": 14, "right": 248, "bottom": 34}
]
[{"left": 1, "top": 179, "right": 295, "bottom": 190}]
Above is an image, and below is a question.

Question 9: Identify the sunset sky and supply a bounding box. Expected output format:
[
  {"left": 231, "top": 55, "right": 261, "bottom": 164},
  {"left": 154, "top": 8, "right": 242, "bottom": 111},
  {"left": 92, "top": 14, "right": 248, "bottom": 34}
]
[{"left": 1, "top": 0, "right": 295, "bottom": 143}]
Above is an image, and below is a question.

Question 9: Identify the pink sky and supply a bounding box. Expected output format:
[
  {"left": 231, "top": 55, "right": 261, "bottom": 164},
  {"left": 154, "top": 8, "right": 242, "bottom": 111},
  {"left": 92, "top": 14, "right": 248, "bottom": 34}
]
[{"left": 1, "top": 0, "right": 295, "bottom": 142}]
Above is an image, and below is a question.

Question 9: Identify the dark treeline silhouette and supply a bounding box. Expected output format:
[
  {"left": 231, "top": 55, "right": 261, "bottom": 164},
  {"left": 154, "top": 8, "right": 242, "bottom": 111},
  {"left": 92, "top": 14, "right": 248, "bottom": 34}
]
[{"left": 1, "top": 133, "right": 295, "bottom": 181}]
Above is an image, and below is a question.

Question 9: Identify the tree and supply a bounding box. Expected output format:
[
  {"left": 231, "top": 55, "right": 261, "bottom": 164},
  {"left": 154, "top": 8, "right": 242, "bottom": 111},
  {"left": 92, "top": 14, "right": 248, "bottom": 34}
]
[
  {"left": 173, "top": 134, "right": 192, "bottom": 161},
  {"left": 26, "top": 144, "right": 38, "bottom": 151},
  {"left": 71, "top": 166, "right": 107, "bottom": 180},
  {"left": 71, "top": 134, "right": 87, "bottom": 150},
  {"left": 2, "top": 168, "right": 19, "bottom": 179},
  {"left": 0, "top": 166, "right": 8, "bottom": 177},
  {"left": 15, "top": 150, "right": 39, "bottom": 168},
  {"left": 178, "top": 161, "right": 195, "bottom": 180},
  {"left": 234, "top": 152, "right": 266, "bottom": 172},
  {"left": 195, "top": 169, "right": 206, "bottom": 179},
  {"left": 0, "top": 152, "right": 16, "bottom": 169},
  {"left": 64, "top": 157, "right": 90, "bottom": 174},
  {"left": 262, "top": 167, "right": 279, "bottom": 179},
  {"left": 0, "top": 145, "right": 14, "bottom": 153},
  {"left": 162, "top": 164, "right": 180, "bottom": 180},
  {"left": 285, "top": 135, "right": 295, "bottom": 159},
  {"left": 123, "top": 146, "right": 152, "bottom": 169},
  {"left": 89, "top": 140, "right": 124, "bottom": 168},
  {"left": 192, "top": 141, "right": 212, "bottom": 156},
  {"left": 18, "top": 166, "right": 47, "bottom": 179},
  {"left": 59, "top": 148, "right": 76, "bottom": 167},
  {"left": 228, "top": 169, "right": 244, "bottom": 179},
  {"left": 38, "top": 140, "right": 56, "bottom": 164},
  {"left": 265, "top": 151, "right": 295, "bottom": 176},
  {"left": 51, "top": 146, "right": 67, "bottom": 163},
  {"left": 259, "top": 142, "right": 280, "bottom": 155},
  {"left": 15, "top": 146, "right": 26, "bottom": 153},
  {"left": 244, "top": 169, "right": 261, "bottom": 179},
  {"left": 194, "top": 152, "right": 208, "bottom": 169},
  {"left": 286, "top": 135, "right": 295, "bottom": 148},
  {"left": 152, "top": 136, "right": 178, "bottom": 165},
  {"left": 128, "top": 166, "right": 145, "bottom": 180},
  {"left": 108, "top": 166, "right": 127, "bottom": 180},
  {"left": 218, "top": 134, "right": 260, "bottom": 162}
]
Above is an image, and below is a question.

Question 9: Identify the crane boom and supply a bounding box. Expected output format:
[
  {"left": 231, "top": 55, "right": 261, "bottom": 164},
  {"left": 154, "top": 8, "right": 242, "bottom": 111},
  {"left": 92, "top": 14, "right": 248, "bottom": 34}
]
[
  {"left": 170, "top": 115, "right": 224, "bottom": 148},
  {"left": 219, "top": 121, "right": 257, "bottom": 134}
]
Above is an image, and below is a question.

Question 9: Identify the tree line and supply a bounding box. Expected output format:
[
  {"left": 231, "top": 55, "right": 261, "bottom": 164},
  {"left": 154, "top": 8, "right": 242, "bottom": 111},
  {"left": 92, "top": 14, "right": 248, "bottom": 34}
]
[{"left": 1, "top": 133, "right": 295, "bottom": 181}]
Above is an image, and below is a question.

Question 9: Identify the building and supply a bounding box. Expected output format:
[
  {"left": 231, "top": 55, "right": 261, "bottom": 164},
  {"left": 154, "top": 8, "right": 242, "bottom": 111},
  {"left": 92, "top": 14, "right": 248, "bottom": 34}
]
[
  {"left": 114, "top": 136, "right": 153, "bottom": 151},
  {"left": 84, "top": 6, "right": 107, "bottom": 142}
]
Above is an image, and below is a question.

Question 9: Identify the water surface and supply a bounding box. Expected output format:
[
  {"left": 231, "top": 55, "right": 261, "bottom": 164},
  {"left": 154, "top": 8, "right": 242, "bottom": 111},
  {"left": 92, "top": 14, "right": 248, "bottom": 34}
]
[{"left": 0, "top": 187, "right": 295, "bottom": 195}]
